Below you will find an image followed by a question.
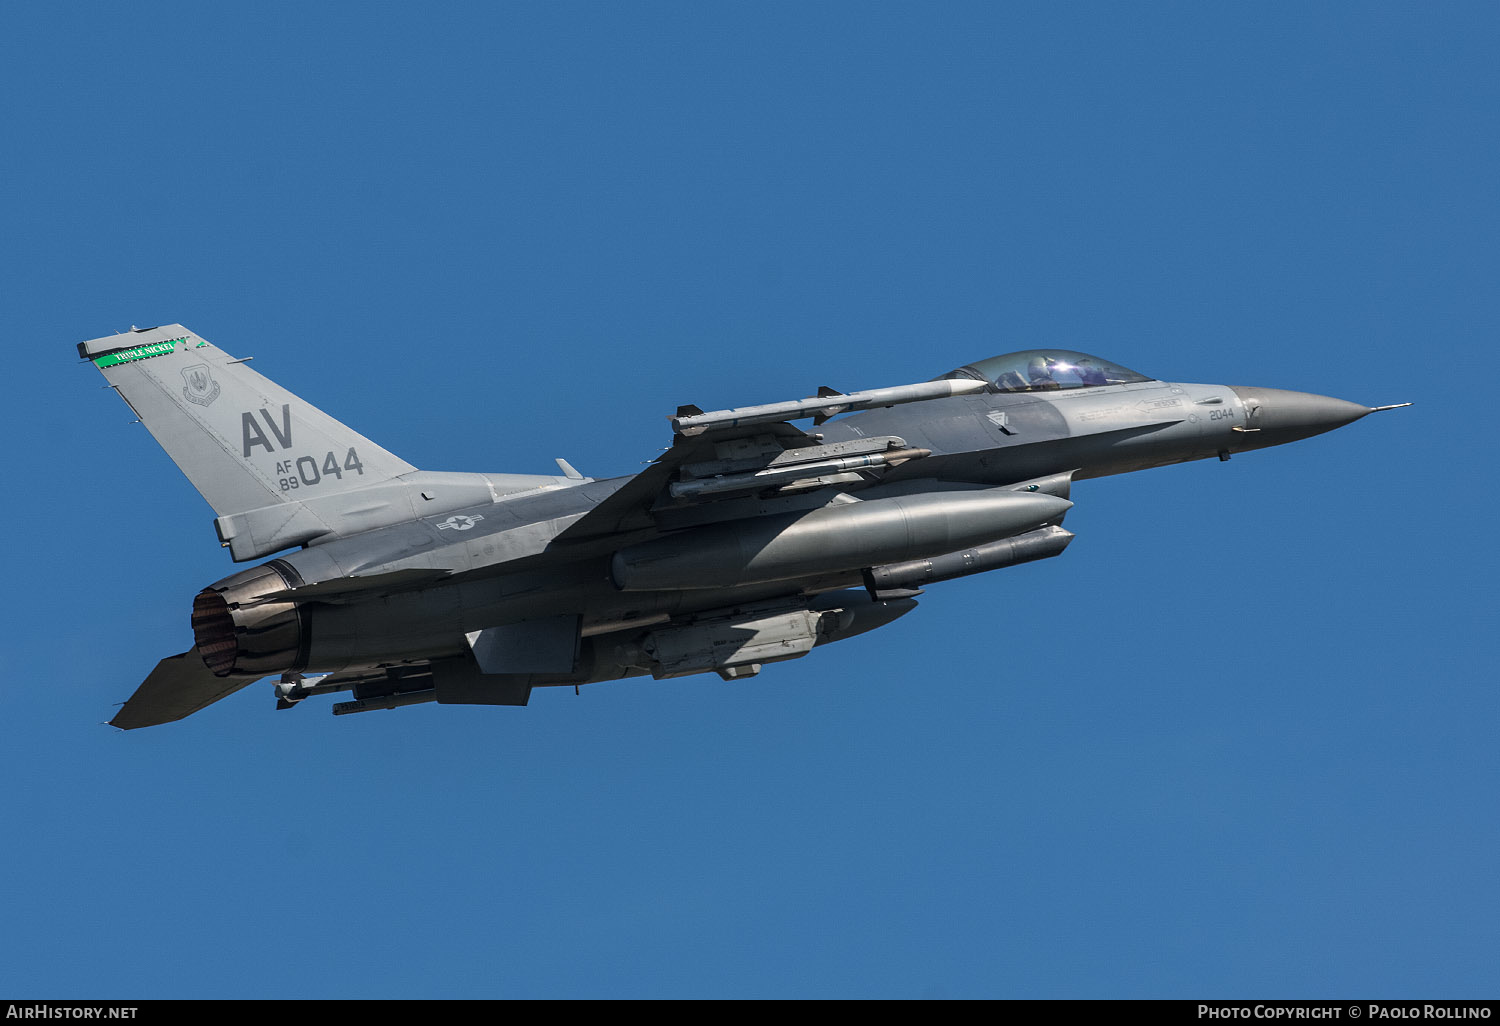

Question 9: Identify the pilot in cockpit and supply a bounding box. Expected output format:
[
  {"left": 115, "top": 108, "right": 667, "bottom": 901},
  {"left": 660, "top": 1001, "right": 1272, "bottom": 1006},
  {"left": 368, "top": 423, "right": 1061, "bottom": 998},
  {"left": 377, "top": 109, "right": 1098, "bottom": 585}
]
[
  {"left": 1075, "top": 358, "right": 1107, "bottom": 386},
  {"left": 958, "top": 349, "right": 1153, "bottom": 395},
  {"left": 1026, "top": 356, "right": 1060, "bottom": 390}
]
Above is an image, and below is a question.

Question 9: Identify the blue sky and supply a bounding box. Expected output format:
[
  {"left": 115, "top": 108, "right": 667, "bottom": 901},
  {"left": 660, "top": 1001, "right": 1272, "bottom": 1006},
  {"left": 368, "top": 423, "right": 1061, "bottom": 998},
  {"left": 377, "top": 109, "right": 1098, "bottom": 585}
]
[{"left": 2, "top": 2, "right": 1495, "bottom": 999}]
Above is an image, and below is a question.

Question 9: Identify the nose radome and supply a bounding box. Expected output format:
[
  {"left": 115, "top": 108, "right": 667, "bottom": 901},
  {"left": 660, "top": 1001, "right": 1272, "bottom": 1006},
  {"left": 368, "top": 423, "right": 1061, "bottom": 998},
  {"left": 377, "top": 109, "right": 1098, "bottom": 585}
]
[{"left": 1228, "top": 386, "right": 1375, "bottom": 447}]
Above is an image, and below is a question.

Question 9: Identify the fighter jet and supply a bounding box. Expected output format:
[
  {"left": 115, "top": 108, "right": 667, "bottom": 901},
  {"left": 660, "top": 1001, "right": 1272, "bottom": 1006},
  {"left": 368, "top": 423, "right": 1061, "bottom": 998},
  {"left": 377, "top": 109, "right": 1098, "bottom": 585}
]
[{"left": 80, "top": 326, "right": 1408, "bottom": 728}]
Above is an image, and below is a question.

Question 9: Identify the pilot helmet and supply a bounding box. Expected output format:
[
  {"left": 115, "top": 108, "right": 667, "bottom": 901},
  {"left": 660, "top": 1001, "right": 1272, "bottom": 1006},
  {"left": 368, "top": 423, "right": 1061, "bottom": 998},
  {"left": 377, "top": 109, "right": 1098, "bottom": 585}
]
[
  {"left": 1076, "top": 359, "right": 1106, "bottom": 385},
  {"left": 1027, "top": 356, "right": 1055, "bottom": 384}
]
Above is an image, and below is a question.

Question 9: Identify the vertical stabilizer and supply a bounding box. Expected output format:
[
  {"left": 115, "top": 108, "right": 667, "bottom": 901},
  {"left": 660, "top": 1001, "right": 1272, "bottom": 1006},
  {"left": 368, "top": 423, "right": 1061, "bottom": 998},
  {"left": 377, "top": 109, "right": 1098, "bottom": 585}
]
[{"left": 80, "top": 325, "right": 417, "bottom": 518}]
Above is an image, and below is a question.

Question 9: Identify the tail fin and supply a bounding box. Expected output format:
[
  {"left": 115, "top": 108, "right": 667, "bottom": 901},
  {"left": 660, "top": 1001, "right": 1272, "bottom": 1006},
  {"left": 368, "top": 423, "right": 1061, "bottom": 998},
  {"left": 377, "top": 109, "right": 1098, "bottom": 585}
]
[{"left": 80, "top": 324, "right": 417, "bottom": 518}]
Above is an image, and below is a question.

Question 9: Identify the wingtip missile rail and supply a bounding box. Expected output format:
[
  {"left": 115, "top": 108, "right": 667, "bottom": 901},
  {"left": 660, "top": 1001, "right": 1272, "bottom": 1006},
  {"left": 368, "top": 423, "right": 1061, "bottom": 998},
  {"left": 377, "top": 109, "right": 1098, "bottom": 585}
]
[{"left": 669, "top": 378, "right": 988, "bottom": 436}]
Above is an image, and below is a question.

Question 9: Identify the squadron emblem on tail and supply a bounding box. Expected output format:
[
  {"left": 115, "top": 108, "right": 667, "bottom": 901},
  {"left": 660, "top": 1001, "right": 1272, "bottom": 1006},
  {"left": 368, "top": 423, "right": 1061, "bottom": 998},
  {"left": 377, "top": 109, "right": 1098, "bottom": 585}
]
[{"left": 181, "top": 364, "right": 220, "bottom": 407}]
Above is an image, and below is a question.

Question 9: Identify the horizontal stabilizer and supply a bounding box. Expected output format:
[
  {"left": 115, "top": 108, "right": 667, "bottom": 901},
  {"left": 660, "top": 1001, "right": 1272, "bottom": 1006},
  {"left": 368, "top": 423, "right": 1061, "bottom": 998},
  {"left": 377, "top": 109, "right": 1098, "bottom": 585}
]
[{"left": 110, "top": 648, "right": 254, "bottom": 730}]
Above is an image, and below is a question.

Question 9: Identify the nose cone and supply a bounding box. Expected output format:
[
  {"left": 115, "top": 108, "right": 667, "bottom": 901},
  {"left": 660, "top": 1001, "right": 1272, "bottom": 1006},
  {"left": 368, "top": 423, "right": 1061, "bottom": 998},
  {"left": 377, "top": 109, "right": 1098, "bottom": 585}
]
[{"left": 1228, "top": 386, "right": 1375, "bottom": 449}]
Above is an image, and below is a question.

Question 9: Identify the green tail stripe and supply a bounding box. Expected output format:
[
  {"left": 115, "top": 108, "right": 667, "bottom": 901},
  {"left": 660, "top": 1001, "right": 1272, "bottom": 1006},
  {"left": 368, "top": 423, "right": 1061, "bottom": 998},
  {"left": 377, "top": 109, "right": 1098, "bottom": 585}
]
[{"left": 93, "top": 338, "right": 187, "bottom": 368}]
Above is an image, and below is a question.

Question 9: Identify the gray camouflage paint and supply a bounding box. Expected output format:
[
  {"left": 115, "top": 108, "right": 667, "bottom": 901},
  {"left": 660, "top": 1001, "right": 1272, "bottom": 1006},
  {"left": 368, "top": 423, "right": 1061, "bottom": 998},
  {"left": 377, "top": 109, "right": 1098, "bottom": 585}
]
[{"left": 78, "top": 324, "right": 1397, "bottom": 727}]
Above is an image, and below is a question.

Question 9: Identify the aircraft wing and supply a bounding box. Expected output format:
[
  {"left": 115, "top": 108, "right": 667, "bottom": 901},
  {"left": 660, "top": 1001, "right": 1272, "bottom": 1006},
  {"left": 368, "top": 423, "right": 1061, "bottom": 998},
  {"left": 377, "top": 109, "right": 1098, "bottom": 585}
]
[{"left": 556, "top": 378, "right": 986, "bottom": 541}]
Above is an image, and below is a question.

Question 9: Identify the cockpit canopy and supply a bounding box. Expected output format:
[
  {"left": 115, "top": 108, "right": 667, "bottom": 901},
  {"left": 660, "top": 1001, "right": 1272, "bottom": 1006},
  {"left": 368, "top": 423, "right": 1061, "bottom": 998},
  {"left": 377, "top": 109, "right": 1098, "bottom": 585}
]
[{"left": 943, "top": 349, "right": 1154, "bottom": 394}]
